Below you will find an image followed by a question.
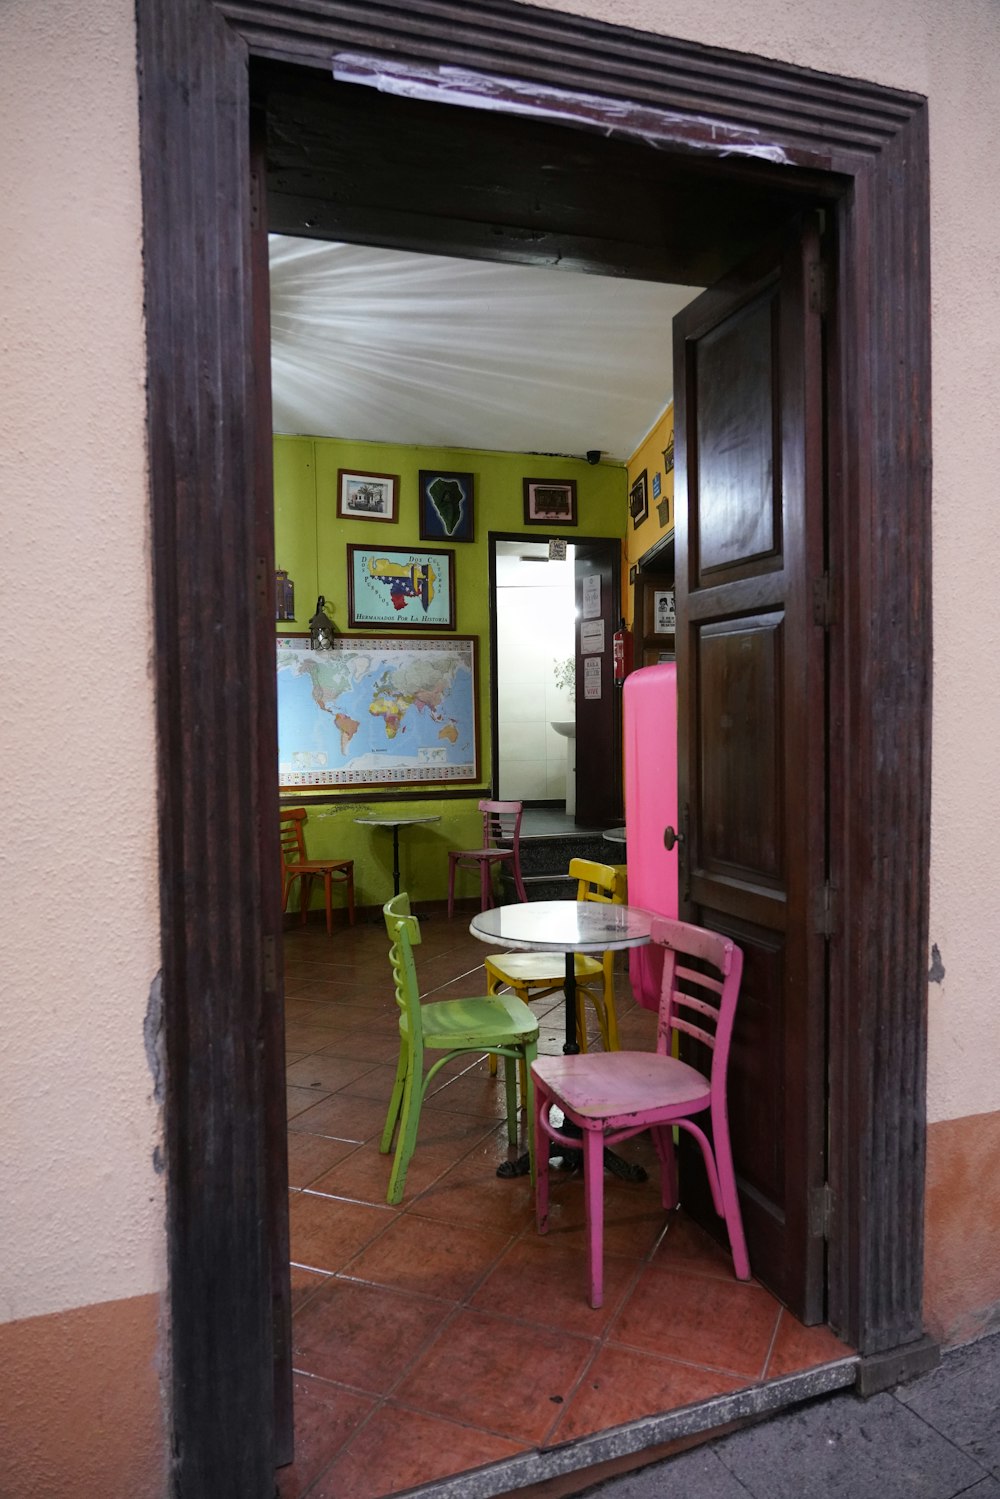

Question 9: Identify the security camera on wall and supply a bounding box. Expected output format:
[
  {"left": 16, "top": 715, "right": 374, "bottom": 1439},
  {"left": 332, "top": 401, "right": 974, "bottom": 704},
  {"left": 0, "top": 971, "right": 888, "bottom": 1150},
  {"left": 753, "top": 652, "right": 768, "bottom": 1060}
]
[{"left": 586, "top": 450, "right": 602, "bottom": 465}]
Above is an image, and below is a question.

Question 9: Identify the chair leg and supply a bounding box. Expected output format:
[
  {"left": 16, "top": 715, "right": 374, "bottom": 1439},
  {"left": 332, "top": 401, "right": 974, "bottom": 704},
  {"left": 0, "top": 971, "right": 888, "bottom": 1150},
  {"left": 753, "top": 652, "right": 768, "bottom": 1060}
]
[
  {"left": 534, "top": 1076, "right": 550, "bottom": 1234},
  {"left": 386, "top": 1059, "right": 423, "bottom": 1206},
  {"left": 323, "top": 872, "right": 333, "bottom": 936},
  {"left": 523, "top": 1042, "right": 537, "bottom": 1187},
  {"left": 447, "top": 855, "right": 457, "bottom": 919},
  {"left": 512, "top": 857, "right": 528, "bottom": 904},
  {"left": 711, "top": 1105, "right": 751, "bottom": 1281},
  {"left": 502, "top": 1053, "right": 518, "bottom": 1146},
  {"left": 346, "top": 865, "right": 355, "bottom": 926},
  {"left": 480, "top": 859, "right": 492, "bottom": 913},
  {"left": 652, "top": 1125, "right": 678, "bottom": 1209},
  {"left": 583, "top": 1126, "right": 606, "bottom": 1309},
  {"left": 299, "top": 872, "right": 312, "bottom": 925},
  {"left": 380, "top": 1043, "right": 408, "bottom": 1154}
]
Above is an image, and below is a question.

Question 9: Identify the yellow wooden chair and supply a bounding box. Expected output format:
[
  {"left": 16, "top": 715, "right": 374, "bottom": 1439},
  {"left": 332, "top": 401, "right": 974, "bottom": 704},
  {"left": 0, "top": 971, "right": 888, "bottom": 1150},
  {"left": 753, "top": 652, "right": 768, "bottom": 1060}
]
[{"left": 484, "top": 858, "right": 624, "bottom": 1055}]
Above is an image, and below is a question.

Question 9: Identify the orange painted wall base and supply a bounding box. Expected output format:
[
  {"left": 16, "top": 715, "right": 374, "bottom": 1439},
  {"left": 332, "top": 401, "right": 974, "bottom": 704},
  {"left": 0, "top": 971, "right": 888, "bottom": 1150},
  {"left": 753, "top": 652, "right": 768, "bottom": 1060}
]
[
  {"left": 0, "top": 1292, "right": 165, "bottom": 1499},
  {"left": 924, "top": 1108, "right": 1000, "bottom": 1346}
]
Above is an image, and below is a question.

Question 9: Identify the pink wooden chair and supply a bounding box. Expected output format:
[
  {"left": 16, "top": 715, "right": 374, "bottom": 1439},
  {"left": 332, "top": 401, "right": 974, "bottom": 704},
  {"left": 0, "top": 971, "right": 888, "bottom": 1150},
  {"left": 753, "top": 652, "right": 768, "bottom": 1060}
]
[
  {"left": 532, "top": 914, "right": 750, "bottom": 1308},
  {"left": 446, "top": 800, "right": 527, "bottom": 918}
]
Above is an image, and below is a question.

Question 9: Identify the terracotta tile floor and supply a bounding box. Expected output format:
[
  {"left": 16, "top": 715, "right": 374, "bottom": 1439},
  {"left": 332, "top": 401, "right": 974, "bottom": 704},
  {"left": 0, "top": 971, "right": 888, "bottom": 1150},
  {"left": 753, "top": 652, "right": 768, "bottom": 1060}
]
[{"left": 280, "top": 916, "right": 853, "bottom": 1499}]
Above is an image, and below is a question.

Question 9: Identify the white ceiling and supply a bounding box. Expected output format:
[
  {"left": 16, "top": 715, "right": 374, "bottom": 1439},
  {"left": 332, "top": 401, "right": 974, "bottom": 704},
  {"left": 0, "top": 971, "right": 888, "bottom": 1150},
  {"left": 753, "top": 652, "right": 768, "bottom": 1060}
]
[{"left": 268, "top": 236, "right": 701, "bottom": 464}]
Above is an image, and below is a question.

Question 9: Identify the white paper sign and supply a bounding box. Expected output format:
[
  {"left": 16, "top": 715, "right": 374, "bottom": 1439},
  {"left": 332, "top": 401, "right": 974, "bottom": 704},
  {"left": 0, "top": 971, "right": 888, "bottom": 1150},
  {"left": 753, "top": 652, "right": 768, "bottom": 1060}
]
[
  {"left": 582, "top": 574, "right": 601, "bottom": 620},
  {"left": 580, "top": 619, "right": 605, "bottom": 655},
  {"left": 653, "top": 589, "right": 676, "bottom": 632},
  {"left": 584, "top": 656, "right": 602, "bottom": 699}
]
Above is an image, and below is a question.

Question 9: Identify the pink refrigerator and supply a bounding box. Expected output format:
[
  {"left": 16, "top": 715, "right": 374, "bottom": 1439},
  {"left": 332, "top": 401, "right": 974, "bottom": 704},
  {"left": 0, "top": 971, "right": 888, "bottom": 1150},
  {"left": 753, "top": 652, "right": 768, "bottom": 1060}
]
[{"left": 623, "top": 663, "right": 678, "bottom": 1011}]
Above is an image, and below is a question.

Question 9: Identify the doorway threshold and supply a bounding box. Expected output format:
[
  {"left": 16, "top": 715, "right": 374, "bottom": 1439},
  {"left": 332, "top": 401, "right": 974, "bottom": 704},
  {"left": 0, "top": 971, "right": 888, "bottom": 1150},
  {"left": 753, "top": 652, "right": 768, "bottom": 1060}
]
[{"left": 397, "top": 1357, "right": 859, "bottom": 1499}]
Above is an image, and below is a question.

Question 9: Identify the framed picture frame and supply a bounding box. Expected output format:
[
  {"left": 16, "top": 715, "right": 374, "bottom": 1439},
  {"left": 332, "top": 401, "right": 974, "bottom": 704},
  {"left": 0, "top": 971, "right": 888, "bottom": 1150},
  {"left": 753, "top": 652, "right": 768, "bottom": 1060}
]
[
  {"left": 418, "top": 469, "right": 475, "bottom": 542},
  {"left": 522, "top": 477, "right": 578, "bottom": 527},
  {"left": 336, "top": 468, "right": 399, "bottom": 523},
  {"left": 629, "top": 469, "right": 649, "bottom": 528},
  {"left": 346, "top": 544, "right": 456, "bottom": 631}
]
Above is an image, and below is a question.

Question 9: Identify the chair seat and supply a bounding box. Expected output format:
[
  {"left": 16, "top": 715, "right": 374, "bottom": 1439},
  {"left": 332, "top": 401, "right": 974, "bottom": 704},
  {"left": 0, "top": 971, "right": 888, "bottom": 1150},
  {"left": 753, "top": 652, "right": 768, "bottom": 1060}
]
[
  {"left": 533, "top": 1050, "right": 710, "bottom": 1125},
  {"left": 486, "top": 952, "right": 603, "bottom": 985},
  {"left": 403, "top": 993, "right": 539, "bottom": 1050}
]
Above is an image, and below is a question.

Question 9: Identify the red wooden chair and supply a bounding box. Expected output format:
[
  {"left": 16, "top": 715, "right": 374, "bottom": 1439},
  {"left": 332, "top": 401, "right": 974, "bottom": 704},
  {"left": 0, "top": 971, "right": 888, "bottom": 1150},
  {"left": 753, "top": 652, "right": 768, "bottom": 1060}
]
[
  {"left": 532, "top": 914, "right": 749, "bottom": 1308},
  {"left": 280, "top": 807, "right": 355, "bottom": 933},
  {"left": 446, "top": 799, "right": 527, "bottom": 917}
]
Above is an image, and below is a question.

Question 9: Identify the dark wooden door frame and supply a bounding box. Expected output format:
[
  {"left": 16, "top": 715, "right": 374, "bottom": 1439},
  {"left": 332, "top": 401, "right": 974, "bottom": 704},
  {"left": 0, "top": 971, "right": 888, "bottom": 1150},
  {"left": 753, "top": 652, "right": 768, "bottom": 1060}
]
[{"left": 135, "top": 2, "right": 930, "bottom": 1492}]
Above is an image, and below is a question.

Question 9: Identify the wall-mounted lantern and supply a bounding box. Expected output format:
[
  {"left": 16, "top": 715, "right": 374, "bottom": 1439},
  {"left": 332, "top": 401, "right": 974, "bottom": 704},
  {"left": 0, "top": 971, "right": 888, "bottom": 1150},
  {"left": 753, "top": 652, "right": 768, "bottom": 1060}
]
[{"left": 309, "top": 595, "right": 338, "bottom": 649}]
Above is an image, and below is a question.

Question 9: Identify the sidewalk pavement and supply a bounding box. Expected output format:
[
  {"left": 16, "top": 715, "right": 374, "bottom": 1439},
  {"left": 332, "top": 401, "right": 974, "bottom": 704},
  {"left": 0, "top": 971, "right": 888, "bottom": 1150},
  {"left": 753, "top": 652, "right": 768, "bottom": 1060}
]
[{"left": 584, "top": 1330, "right": 1000, "bottom": 1499}]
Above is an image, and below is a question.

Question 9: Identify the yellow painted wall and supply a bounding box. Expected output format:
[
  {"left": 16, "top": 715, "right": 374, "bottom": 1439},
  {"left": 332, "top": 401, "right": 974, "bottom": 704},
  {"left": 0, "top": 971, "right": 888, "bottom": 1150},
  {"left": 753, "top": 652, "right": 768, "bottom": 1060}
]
[
  {"left": 274, "top": 435, "right": 626, "bottom": 907},
  {"left": 623, "top": 403, "right": 675, "bottom": 632}
]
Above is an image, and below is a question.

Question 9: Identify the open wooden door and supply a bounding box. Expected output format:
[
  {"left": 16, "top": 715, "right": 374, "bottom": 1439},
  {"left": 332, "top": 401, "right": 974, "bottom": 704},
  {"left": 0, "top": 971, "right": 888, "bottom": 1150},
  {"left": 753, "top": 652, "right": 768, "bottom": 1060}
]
[
  {"left": 574, "top": 539, "right": 623, "bottom": 827},
  {"left": 673, "top": 217, "right": 829, "bottom": 1323}
]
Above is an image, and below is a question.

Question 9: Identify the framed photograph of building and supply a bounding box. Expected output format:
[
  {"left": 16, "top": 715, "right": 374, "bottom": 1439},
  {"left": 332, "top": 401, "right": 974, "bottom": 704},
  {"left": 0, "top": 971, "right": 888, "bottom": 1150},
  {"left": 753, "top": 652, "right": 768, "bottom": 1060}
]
[{"left": 336, "top": 469, "right": 399, "bottom": 523}]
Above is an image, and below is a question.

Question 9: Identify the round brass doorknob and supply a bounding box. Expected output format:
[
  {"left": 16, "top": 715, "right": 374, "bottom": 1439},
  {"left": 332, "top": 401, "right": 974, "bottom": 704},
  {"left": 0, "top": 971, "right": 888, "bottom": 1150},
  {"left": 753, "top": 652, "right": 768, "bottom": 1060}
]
[{"left": 663, "top": 826, "right": 684, "bottom": 851}]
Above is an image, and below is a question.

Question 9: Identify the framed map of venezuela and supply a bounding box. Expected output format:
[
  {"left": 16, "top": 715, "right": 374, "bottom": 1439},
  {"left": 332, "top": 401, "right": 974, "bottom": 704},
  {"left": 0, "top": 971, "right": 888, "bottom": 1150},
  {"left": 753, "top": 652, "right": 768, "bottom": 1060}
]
[{"left": 276, "top": 635, "right": 479, "bottom": 788}]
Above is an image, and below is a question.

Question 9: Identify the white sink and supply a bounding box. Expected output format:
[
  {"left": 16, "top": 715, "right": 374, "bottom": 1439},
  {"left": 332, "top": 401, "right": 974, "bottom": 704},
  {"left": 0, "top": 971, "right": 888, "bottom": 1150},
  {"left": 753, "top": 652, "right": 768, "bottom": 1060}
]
[{"left": 551, "top": 720, "right": 576, "bottom": 738}]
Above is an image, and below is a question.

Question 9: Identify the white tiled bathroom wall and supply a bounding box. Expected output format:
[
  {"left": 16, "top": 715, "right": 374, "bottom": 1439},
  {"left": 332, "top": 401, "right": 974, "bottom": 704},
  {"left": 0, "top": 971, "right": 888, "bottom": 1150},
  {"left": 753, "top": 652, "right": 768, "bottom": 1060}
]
[{"left": 495, "top": 545, "right": 576, "bottom": 803}]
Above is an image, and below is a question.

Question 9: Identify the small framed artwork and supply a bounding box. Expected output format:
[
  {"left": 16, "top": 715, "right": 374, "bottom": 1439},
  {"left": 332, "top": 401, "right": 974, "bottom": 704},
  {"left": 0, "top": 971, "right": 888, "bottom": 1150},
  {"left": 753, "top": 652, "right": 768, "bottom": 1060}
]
[
  {"left": 653, "top": 589, "right": 677, "bottom": 633},
  {"left": 347, "top": 544, "right": 456, "bottom": 631},
  {"left": 337, "top": 468, "right": 399, "bottom": 523},
  {"left": 629, "top": 470, "right": 649, "bottom": 528},
  {"left": 418, "top": 470, "right": 475, "bottom": 542},
  {"left": 523, "top": 477, "right": 578, "bottom": 527}
]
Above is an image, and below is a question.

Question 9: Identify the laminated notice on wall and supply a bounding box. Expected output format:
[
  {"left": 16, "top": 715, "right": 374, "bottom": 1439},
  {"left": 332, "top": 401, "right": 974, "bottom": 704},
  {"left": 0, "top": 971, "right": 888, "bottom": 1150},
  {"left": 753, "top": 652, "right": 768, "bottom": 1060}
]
[
  {"left": 580, "top": 619, "right": 605, "bottom": 655},
  {"left": 582, "top": 574, "right": 601, "bottom": 620},
  {"left": 584, "top": 656, "right": 602, "bottom": 699}
]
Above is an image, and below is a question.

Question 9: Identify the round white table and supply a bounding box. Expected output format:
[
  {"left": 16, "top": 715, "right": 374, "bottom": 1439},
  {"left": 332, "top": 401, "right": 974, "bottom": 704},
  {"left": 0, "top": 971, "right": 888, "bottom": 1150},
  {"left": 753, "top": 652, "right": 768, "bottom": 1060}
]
[
  {"left": 354, "top": 813, "right": 441, "bottom": 899},
  {"left": 469, "top": 899, "right": 654, "bottom": 1179},
  {"left": 469, "top": 899, "right": 653, "bottom": 1056}
]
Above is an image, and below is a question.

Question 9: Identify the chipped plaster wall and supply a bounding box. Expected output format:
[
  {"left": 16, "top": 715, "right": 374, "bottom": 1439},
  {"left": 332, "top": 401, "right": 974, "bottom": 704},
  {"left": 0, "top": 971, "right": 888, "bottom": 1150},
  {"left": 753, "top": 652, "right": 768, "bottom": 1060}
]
[
  {"left": 529, "top": 0, "right": 1000, "bottom": 1127},
  {"left": 0, "top": 0, "right": 164, "bottom": 1321}
]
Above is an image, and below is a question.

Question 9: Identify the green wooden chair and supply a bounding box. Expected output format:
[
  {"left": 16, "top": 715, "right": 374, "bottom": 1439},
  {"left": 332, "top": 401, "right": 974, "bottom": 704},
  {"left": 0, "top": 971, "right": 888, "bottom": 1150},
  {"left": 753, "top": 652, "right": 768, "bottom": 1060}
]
[{"left": 381, "top": 893, "right": 539, "bottom": 1204}]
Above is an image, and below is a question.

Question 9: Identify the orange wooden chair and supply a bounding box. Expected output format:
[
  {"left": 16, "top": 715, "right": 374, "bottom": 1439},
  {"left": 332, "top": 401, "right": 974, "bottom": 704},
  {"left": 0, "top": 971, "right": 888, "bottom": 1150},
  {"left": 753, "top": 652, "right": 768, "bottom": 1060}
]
[
  {"left": 446, "top": 799, "right": 527, "bottom": 918},
  {"left": 280, "top": 807, "right": 355, "bottom": 933}
]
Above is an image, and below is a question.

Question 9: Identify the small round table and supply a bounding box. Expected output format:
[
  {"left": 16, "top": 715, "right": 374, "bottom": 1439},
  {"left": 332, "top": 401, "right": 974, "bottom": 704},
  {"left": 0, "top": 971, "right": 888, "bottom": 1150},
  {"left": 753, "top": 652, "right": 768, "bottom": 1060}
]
[
  {"left": 469, "top": 899, "right": 652, "bottom": 1054},
  {"left": 354, "top": 814, "right": 441, "bottom": 899},
  {"left": 602, "top": 826, "right": 627, "bottom": 847}
]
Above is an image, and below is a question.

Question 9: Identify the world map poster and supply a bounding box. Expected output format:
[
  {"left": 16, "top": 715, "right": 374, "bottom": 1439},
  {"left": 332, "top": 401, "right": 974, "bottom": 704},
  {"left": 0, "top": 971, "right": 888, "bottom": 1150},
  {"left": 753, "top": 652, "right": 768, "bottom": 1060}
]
[{"left": 276, "top": 635, "right": 479, "bottom": 788}]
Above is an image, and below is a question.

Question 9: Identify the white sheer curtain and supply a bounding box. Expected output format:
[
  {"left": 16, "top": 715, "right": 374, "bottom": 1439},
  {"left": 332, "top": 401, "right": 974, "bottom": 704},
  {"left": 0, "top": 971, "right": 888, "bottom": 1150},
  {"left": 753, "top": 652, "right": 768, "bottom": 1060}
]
[{"left": 268, "top": 235, "right": 697, "bottom": 458}]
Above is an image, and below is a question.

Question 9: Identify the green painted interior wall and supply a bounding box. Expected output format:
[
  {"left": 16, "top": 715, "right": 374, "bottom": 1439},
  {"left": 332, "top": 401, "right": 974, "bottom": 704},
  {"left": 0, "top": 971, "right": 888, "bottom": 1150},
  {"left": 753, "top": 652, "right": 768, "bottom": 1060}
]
[{"left": 274, "top": 434, "right": 626, "bottom": 909}]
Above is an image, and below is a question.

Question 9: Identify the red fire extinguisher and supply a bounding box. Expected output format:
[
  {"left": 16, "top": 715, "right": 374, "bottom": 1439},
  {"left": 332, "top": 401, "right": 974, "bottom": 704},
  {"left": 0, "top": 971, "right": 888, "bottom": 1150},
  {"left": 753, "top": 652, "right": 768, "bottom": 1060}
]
[{"left": 613, "top": 617, "right": 632, "bottom": 685}]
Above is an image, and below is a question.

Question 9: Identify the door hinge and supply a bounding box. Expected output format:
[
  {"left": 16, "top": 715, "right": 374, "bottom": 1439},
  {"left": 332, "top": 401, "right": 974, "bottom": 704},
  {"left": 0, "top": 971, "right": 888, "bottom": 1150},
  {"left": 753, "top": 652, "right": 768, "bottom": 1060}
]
[
  {"left": 808, "top": 259, "right": 830, "bottom": 317},
  {"left": 809, "top": 1182, "right": 835, "bottom": 1239},
  {"left": 263, "top": 933, "right": 277, "bottom": 993},
  {"left": 815, "top": 882, "right": 836, "bottom": 938},
  {"left": 812, "top": 573, "right": 833, "bottom": 628}
]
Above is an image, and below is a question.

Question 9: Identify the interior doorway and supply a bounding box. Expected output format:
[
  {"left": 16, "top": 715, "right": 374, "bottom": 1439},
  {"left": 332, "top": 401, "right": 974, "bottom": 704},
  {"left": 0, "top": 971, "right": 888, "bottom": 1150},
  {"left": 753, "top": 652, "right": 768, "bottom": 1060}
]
[
  {"left": 489, "top": 533, "right": 624, "bottom": 828},
  {"left": 135, "top": 6, "right": 933, "bottom": 1492}
]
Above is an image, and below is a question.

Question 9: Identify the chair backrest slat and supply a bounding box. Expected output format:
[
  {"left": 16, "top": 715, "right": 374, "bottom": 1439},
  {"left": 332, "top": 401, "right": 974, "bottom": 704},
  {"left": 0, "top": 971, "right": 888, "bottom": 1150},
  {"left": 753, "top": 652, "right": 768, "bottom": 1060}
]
[
  {"left": 569, "top": 857, "right": 621, "bottom": 906},
  {"left": 649, "top": 915, "right": 743, "bottom": 1080},
  {"left": 480, "top": 799, "right": 523, "bottom": 849},
  {"left": 383, "top": 893, "right": 424, "bottom": 1041},
  {"left": 279, "top": 807, "right": 307, "bottom": 865}
]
